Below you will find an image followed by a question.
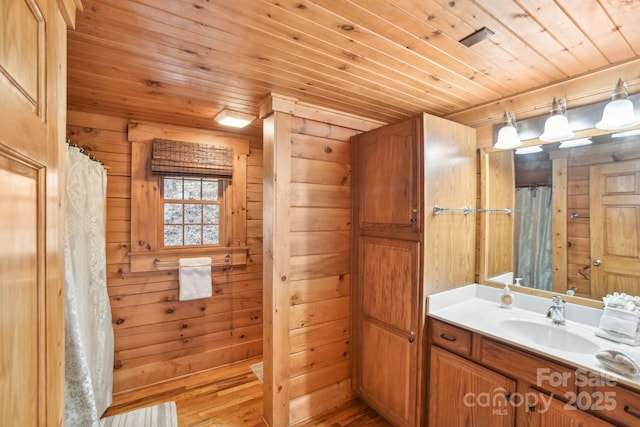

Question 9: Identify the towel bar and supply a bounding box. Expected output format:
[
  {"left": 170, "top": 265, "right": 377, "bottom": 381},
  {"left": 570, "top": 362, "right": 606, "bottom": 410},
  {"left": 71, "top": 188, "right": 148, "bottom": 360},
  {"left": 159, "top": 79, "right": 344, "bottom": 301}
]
[{"left": 154, "top": 254, "right": 232, "bottom": 271}]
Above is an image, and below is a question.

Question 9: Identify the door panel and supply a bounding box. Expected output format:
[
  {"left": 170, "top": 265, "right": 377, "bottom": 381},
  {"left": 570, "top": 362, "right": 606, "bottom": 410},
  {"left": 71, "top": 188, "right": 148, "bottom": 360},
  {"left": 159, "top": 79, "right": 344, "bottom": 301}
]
[
  {"left": 0, "top": 154, "right": 43, "bottom": 427},
  {"left": 357, "top": 236, "right": 419, "bottom": 426},
  {"left": 360, "top": 319, "right": 414, "bottom": 426},
  {"left": 360, "top": 236, "right": 418, "bottom": 332},
  {"left": 0, "top": 0, "right": 45, "bottom": 115},
  {"left": 591, "top": 160, "right": 640, "bottom": 299},
  {"left": 355, "top": 118, "right": 420, "bottom": 237},
  {"left": 429, "top": 346, "right": 516, "bottom": 427}
]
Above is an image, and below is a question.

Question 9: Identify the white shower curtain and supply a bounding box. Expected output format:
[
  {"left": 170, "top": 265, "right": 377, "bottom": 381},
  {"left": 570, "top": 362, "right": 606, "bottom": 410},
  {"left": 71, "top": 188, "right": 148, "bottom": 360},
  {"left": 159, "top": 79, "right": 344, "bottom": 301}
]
[
  {"left": 514, "top": 186, "right": 552, "bottom": 291},
  {"left": 64, "top": 146, "right": 114, "bottom": 426}
]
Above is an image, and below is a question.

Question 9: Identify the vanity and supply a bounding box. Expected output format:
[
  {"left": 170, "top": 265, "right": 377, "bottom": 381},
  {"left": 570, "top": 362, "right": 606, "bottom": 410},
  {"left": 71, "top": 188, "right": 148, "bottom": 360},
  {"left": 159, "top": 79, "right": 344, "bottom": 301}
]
[{"left": 427, "top": 284, "right": 640, "bottom": 426}]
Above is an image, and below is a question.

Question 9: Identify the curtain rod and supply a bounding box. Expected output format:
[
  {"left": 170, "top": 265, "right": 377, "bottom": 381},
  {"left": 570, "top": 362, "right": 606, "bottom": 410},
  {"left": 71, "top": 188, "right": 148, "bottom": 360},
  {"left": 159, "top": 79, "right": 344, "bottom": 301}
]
[{"left": 66, "top": 139, "right": 104, "bottom": 165}]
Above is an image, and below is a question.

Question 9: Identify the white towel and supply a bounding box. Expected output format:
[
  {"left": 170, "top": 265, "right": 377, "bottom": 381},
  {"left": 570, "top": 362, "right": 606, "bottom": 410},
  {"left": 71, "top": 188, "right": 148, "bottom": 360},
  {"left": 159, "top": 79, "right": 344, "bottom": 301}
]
[
  {"left": 598, "top": 307, "right": 640, "bottom": 337},
  {"left": 595, "top": 348, "right": 640, "bottom": 376},
  {"left": 595, "top": 328, "right": 640, "bottom": 346},
  {"left": 178, "top": 257, "right": 212, "bottom": 301}
]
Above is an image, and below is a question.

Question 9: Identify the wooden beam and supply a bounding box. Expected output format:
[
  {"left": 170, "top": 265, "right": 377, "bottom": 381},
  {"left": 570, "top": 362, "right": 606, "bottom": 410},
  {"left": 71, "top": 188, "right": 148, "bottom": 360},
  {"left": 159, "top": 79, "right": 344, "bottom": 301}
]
[{"left": 262, "top": 109, "right": 291, "bottom": 427}]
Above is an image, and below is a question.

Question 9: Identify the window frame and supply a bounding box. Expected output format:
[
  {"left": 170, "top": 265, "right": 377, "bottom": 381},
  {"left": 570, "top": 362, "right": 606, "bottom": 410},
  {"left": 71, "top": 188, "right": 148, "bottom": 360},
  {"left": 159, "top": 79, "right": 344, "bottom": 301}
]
[
  {"left": 128, "top": 123, "right": 249, "bottom": 273},
  {"left": 159, "top": 176, "right": 225, "bottom": 249}
]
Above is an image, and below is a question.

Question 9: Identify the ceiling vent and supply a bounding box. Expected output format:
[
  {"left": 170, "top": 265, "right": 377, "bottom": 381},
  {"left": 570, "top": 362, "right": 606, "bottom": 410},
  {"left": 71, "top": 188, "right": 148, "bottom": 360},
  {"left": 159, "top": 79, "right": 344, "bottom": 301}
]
[{"left": 459, "top": 27, "right": 495, "bottom": 47}]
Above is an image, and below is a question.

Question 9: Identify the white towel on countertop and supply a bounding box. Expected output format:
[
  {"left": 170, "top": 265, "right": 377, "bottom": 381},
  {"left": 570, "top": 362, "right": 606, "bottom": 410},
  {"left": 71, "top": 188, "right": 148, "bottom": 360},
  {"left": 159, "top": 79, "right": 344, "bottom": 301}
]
[
  {"left": 595, "top": 348, "right": 640, "bottom": 376},
  {"left": 178, "top": 257, "right": 212, "bottom": 301},
  {"left": 595, "top": 328, "right": 640, "bottom": 346},
  {"left": 598, "top": 307, "right": 640, "bottom": 338}
]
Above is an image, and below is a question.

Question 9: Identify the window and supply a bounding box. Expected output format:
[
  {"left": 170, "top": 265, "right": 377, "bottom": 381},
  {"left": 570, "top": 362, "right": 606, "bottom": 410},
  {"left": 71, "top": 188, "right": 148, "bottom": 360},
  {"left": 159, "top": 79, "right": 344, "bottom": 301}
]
[
  {"left": 128, "top": 124, "right": 249, "bottom": 273},
  {"left": 162, "top": 177, "right": 223, "bottom": 247}
]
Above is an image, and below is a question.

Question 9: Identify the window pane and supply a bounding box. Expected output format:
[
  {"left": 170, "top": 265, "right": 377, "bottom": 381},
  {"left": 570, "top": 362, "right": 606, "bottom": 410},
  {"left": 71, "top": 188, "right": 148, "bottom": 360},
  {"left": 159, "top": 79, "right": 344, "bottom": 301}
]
[
  {"left": 203, "top": 225, "right": 219, "bottom": 245},
  {"left": 203, "top": 204, "right": 220, "bottom": 224},
  {"left": 164, "top": 225, "right": 183, "bottom": 246},
  {"left": 184, "top": 204, "right": 202, "bottom": 224},
  {"left": 184, "top": 179, "right": 201, "bottom": 200},
  {"left": 202, "top": 179, "right": 219, "bottom": 201},
  {"left": 164, "top": 203, "right": 183, "bottom": 224},
  {"left": 185, "top": 225, "right": 202, "bottom": 245},
  {"left": 164, "top": 178, "right": 183, "bottom": 200}
]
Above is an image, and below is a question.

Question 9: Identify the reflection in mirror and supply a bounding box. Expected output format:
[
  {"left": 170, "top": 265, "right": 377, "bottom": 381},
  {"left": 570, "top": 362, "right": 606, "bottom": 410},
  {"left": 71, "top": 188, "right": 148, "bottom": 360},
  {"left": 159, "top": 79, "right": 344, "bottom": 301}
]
[{"left": 484, "top": 132, "right": 640, "bottom": 302}]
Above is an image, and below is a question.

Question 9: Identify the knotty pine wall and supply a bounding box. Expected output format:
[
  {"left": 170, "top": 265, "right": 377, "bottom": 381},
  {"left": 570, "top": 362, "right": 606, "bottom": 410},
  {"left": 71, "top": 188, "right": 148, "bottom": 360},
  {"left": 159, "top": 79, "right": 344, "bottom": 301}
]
[
  {"left": 260, "top": 95, "right": 385, "bottom": 426},
  {"left": 66, "top": 110, "right": 264, "bottom": 393}
]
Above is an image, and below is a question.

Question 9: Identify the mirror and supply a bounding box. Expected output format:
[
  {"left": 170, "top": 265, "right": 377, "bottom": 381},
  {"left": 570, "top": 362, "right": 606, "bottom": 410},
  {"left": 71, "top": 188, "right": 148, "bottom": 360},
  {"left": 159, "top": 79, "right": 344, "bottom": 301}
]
[{"left": 481, "top": 131, "right": 640, "bottom": 302}]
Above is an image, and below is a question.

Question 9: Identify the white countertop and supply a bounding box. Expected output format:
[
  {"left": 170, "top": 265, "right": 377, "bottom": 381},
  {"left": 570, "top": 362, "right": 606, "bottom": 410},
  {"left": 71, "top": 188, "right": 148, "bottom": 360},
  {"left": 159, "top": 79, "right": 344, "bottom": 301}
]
[{"left": 427, "top": 284, "right": 640, "bottom": 390}]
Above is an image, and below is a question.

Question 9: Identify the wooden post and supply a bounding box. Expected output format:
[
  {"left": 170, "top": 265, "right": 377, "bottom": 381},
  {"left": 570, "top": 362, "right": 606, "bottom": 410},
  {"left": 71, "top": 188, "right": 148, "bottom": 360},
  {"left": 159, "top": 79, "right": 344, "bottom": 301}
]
[{"left": 261, "top": 107, "right": 292, "bottom": 427}]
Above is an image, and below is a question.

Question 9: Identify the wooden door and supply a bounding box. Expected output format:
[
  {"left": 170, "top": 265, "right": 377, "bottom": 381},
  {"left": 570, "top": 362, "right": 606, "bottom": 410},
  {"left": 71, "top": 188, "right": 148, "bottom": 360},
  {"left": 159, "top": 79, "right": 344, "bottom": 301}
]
[
  {"left": 429, "top": 346, "right": 516, "bottom": 427},
  {"left": 590, "top": 160, "right": 640, "bottom": 300},
  {"left": 353, "top": 117, "right": 421, "bottom": 239},
  {"left": 1, "top": 0, "right": 69, "bottom": 424},
  {"left": 357, "top": 236, "right": 419, "bottom": 426},
  {"left": 526, "top": 389, "right": 615, "bottom": 426}
]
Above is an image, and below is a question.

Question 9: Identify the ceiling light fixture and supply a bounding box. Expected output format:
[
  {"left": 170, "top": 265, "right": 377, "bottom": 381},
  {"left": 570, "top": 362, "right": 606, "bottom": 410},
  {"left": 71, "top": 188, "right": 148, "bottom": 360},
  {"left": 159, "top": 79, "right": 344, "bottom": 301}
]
[
  {"left": 558, "top": 138, "right": 592, "bottom": 148},
  {"left": 214, "top": 109, "right": 255, "bottom": 128},
  {"left": 596, "top": 78, "right": 640, "bottom": 130},
  {"left": 494, "top": 112, "right": 522, "bottom": 149},
  {"left": 539, "top": 97, "right": 574, "bottom": 142},
  {"left": 515, "top": 145, "right": 543, "bottom": 155}
]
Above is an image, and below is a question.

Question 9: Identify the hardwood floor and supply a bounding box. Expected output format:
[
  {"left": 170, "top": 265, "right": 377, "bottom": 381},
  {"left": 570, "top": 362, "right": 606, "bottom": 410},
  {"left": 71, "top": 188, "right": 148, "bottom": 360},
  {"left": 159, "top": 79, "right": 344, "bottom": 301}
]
[{"left": 103, "top": 357, "right": 391, "bottom": 426}]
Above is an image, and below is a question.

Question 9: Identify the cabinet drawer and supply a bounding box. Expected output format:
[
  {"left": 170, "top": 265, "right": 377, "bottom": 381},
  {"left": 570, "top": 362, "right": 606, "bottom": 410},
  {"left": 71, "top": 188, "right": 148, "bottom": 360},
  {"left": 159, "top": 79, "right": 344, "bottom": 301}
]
[
  {"left": 430, "top": 319, "right": 471, "bottom": 357},
  {"left": 480, "top": 337, "right": 575, "bottom": 398},
  {"left": 579, "top": 376, "right": 640, "bottom": 426}
]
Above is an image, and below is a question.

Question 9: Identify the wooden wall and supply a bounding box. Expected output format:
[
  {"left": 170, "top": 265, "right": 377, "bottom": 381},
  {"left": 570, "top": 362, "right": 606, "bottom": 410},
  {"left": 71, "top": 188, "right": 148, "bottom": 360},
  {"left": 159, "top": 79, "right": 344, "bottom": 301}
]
[
  {"left": 66, "top": 110, "right": 264, "bottom": 393},
  {"left": 260, "top": 95, "right": 385, "bottom": 426}
]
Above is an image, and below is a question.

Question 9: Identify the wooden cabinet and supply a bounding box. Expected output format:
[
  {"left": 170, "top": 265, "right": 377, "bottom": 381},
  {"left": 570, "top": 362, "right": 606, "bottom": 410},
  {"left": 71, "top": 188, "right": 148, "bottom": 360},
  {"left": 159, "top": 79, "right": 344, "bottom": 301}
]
[
  {"left": 526, "top": 389, "right": 615, "bottom": 427},
  {"left": 352, "top": 114, "right": 476, "bottom": 426},
  {"left": 358, "top": 237, "right": 419, "bottom": 425},
  {"left": 355, "top": 117, "right": 421, "bottom": 238},
  {"left": 430, "top": 346, "right": 516, "bottom": 426},
  {"left": 428, "top": 318, "right": 640, "bottom": 427}
]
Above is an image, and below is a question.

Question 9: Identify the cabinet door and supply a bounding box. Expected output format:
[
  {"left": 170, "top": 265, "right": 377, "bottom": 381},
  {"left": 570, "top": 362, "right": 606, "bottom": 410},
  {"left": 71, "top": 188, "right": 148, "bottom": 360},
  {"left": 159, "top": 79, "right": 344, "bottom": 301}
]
[
  {"left": 357, "top": 236, "right": 419, "bottom": 426},
  {"left": 353, "top": 117, "right": 421, "bottom": 238},
  {"left": 429, "top": 346, "right": 516, "bottom": 427},
  {"left": 527, "top": 389, "right": 615, "bottom": 426}
]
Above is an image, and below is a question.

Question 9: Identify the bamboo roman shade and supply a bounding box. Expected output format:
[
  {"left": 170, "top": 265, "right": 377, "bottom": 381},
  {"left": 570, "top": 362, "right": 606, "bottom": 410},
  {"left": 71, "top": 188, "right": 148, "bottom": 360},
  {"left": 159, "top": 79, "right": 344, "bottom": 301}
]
[{"left": 151, "top": 138, "right": 234, "bottom": 178}]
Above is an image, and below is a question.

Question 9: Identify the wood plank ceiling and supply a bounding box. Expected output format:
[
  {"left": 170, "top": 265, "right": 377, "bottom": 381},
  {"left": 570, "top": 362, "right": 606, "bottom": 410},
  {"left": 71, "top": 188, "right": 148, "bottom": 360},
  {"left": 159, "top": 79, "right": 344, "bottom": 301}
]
[{"left": 67, "top": 0, "right": 640, "bottom": 134}]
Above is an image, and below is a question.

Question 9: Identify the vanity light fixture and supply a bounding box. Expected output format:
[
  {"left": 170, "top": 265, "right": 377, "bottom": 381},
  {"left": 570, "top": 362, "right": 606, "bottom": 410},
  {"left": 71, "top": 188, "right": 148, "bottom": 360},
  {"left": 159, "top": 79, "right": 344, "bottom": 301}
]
[
  {"left": 515, "top": 145, "right": 543, "bottom": 155},
  {"left": 494, "top": 111, "right": 522, "bottom": 149},
  {"left": 558, "top": 138, "right": 592, "bottom": 148},
  {"left": 539, "top": 97, "right": 574, "bottom": 142},
  {"left": 596, "top": 78, "right": 640, "bottom": 130},
  {"left": 214, "top": 109, "right": 255, "bottom": 128}
]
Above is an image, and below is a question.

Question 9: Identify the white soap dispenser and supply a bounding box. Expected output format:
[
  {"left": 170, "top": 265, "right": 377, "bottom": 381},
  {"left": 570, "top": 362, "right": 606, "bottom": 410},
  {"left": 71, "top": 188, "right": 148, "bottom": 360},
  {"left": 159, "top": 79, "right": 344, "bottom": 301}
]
[{"left": 500, "top": 282, "right": 514, "bottom": 309}]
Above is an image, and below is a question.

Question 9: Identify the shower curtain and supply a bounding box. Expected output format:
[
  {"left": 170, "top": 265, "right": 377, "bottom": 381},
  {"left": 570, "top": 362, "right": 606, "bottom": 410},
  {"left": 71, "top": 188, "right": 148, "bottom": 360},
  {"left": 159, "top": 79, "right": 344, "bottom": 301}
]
[
  {"left": 514, "top": 186, "right": 552, "bottom": 291},
  {"left": 64, "top": 145, "right": 114, "bottom": 426}
]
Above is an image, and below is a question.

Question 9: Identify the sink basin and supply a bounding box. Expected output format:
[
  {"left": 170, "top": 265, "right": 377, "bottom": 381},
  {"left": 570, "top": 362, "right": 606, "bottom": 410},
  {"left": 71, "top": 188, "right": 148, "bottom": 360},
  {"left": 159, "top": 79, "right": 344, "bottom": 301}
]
[{"left": 498, "top": 319, "right": 600, "bottom": 354}]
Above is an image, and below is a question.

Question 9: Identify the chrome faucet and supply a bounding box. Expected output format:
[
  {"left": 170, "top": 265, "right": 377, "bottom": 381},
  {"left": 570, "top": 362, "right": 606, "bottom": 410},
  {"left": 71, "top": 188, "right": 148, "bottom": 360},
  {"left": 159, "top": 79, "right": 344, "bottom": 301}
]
[{"left": 547, "top": 296, "right": 565, "bottom": 325}]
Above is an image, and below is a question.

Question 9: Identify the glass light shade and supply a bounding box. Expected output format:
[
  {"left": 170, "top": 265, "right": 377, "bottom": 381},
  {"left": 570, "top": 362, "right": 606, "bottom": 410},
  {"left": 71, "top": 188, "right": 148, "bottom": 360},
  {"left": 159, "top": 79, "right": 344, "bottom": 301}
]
[
  {"left": 596, "top": 99, "right": 640, "bottom": 130},
  {"left": 214, "top": 109, "right": 255, "bottom": 128},
  {"left": 515, "top": 145, "right": 542, "bottom": 155},
  {"left": 559, "top": 138, "right": 592, "bottom": 148},
  {"left": 494, "top": 125, "right": 521, "bottom": 149},
  {"left": 612, "top": 129, "right": 640, "bottom": 138},
  {"left": 539, "top": 115, "right": 574, "bottom": 142}
]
